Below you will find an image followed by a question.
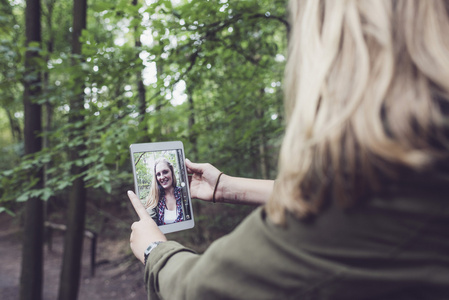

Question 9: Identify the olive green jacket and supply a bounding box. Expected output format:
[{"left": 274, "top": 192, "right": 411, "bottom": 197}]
[{"left": 145, "top": 194, "right": 449, "bottom": 299}]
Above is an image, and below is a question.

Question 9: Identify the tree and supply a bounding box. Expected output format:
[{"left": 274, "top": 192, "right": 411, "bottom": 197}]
[
  {"left": 19, "top": 0, "right": 44, "bottom": 298},
  {"left": 57, "top": 0, "right": 88, "bottom": 299},
  {"left": 0, "top": 0, "right": 288, "bottom": 263}
]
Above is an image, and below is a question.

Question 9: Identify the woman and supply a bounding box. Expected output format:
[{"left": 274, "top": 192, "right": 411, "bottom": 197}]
[
  {"left": 144, "top": 157, "right": 183, "bottom": 225},
  {"left": 129, "top": 0, "right": 449, "bottom": 299}
]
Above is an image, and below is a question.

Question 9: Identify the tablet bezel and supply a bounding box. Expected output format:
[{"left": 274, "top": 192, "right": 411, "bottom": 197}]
[{"left": 129, "top": 141, "right": 194, "bottom": 234}]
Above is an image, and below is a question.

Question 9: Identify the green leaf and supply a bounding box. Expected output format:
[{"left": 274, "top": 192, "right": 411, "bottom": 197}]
[
  {"left": 91, "top": 1, "right": 113, "bottom": 13},
  {"left": 17, "top": 193, "right": 29, "bottom": 202},
  {"left": 103, "top": 182, "right": 112, "bottom": 194},
  {"left": 2, "top": 170, "right": 14, "bottom": 176},
  {"left": 57, "top": 181, "right": 71, "bottom": 191},
  {"left": 0, "top": 207, "right": 16, "bottom": 217},
  {"left": 41, "top": 188, "right": 53, "bottom": 201}
]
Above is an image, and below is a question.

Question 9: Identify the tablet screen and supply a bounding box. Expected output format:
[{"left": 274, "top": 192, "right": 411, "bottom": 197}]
[{"left": 129, "top": 141, "right": 194, "bottom": 233}]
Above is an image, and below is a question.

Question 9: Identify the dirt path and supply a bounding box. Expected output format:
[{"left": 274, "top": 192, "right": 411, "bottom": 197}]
[{"left": 0, "top": 214, "right": 147, "bottom": 300}]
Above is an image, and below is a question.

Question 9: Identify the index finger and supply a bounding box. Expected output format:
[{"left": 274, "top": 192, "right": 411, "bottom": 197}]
[{"left": 127, "top": 190, "right": 150, "bottom": 220}]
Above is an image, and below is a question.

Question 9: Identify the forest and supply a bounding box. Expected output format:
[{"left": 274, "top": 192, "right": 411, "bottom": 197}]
[{"left": 0, "top": 0, "right": 288, "bottom": 299}]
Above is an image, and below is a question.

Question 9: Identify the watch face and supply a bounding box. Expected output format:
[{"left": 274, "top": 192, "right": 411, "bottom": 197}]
[
  {"left": 145, "top": 242, "right": 164, "bottom": 264},
  {"left": 146, "top": 242, "right": 162, "bottom": 255}
]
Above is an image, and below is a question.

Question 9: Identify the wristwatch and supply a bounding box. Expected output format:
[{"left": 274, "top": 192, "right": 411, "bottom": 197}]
[{"left": 144, "top": 241, "right": 164, "bottom": 265}]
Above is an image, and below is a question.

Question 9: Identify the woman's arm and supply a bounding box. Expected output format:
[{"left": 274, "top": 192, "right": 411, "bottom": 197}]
[{"left": 186, "top": 159, "right": 274, "bottom": 205}]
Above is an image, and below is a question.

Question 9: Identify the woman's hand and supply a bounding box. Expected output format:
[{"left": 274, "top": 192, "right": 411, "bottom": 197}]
[
  {"left": 185, "top": 159, "right": 224, "bottom": 202},
  {"left": 128, "top": 190, "right": 167, "bottom": 264},
  {"left": 186, "top": 159, "right": 274, "bottom": 205}
]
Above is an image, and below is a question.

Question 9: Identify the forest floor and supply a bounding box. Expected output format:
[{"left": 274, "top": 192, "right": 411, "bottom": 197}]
[
  {"left": 0, "top": 196, "right": 252, "bottom": 300},
  {"left": 0, "top": 212, "right": 147, "bottom": 300}
]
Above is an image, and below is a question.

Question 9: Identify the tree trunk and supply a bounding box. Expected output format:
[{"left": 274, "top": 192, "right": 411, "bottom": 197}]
[
  {"left": 57, "top": 0, "right": 87, "bottom": 299},
  {"left": 187, "top": 84, "right": 198, "bottom": 160},
  {"left": 43, "top": 0, "right": 56, "bottom": 220},
  {"left": 136, "top": 59, "right": 147, "bottom": 128},
  {"left": 153, "top": 60, "right": 164, "bottom": 138},
  {"left": 5, "top": 108, "right": 23, "bottom": 142},
  {"left": 132, "top": 0, "right": 148, "bottom": 134},
  {"left": 19, "top": 0, "right": 43, "bottom": 299},
  {"left": 256, "top": 88, "right": 268, "bottom": 179}
]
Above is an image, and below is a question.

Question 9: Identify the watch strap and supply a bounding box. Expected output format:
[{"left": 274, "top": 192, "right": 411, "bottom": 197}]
[{"left": 144, "top": 241, "right": 164, "bottom": 265}]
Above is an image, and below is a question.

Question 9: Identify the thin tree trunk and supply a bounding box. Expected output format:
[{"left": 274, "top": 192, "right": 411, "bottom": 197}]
[
  {"left": 256, "top": 88, "right": 268, "bottom": 179},
  {"left": 136, "top": 60, "right": 147, "bottom": 127},
  {"left": 132, "top": 0, "right": 148, "bottom": 134},
  {"left": 5, "top": 108, "right": 22, "bottom": 142},
  {"left": 152, "top": 61, "right": 164, "bottom": 138},
  {"left": 43, "top": 0, "right": 55, "bottom": 220},
  {"left": 20, "top": 0, "right": 43, "bottom": 299},
  {"left": 187, "top": 85, "right": 198, "bottom": 160},
  {"left": 57, "top": 0, "right": 87, "bottom": 299}
]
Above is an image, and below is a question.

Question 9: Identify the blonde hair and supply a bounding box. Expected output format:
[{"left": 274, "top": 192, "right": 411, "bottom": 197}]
[
  {"left": 144, "top": 158, "right": 177, "bottom": 209},
  {"left": 267, "top": 0, "right": 449, "bottom": 223}
]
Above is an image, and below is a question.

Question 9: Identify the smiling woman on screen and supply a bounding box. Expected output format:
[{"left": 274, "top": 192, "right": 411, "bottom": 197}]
[{"left": 144, "top": 158, "right": 183, "bottom": 225}]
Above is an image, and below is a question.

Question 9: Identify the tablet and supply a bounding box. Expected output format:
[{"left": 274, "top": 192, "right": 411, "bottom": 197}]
[{"left": 129, "top": 141, "right": 194, "bottom": 234}]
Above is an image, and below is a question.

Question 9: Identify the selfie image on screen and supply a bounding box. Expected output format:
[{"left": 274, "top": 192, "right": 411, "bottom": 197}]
[{"left": 133, "top": 150, "right": 192, "bottom": 226}]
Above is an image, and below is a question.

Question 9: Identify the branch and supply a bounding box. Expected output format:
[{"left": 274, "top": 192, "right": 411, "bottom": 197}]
[
  {"left": 248, "top": 13, "right": 290, "bottom": 32},
  {"left": 134, "top": 152, "right": 145, "bottom": 166}
]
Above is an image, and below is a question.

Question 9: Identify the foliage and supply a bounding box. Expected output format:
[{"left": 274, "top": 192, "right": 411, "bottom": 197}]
[
  {"left": 0, "top": 0, "right": 288, "bottom": 228},
  {"left": 143, "top": 0, "right": 288, "bottom": 179}
]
